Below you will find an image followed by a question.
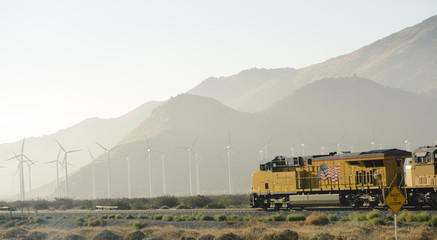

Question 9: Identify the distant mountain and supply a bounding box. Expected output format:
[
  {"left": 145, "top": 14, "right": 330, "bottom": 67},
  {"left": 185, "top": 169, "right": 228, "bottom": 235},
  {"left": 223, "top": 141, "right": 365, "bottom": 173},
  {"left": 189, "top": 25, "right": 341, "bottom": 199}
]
[
  {"left": 36, "top": 78, "right": 437, "bottom": 199},
  {"left": 188, "top": 15, "right": 437, "bottom": 111},
  {"left": 0, "top": 101, "right": 162, "bottom": 199},
  {"left": 187, "top": 68, "right": 298, "bottom": 112},
  {"left": 292, "top": 15, "right": 437, "bottom": 94}
]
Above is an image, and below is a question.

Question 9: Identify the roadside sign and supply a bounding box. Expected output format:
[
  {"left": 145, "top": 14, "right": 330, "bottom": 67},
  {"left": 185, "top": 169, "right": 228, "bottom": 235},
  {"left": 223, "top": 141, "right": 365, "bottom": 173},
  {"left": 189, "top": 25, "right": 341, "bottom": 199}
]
[{"left": 385, "top": 186, "right": 406, "bottom": 214}]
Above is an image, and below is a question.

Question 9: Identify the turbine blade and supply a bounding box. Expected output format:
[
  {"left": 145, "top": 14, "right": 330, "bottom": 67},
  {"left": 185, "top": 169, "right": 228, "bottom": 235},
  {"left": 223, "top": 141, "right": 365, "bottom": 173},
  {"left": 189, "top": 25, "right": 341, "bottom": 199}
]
[
  {"left": 66, "top": 149, "right": 81, "bottom": 154},
  {"left": 95, "top": 142, "right": 108, "bottom": 151},
  {"left": 191, "top": 137, "right": 198, "bottom": 148},
  {"left": 56, "top": 139, "right": 66, "bottom": 152},
  {"left": 88, "top": 148, "right": 95, "bottom": 161},
  {"left": 144, "top": 135, "right": 151, "bottom": 149},
  {"left": 21, "top": 138, "right": 25, "bottom": 154}
]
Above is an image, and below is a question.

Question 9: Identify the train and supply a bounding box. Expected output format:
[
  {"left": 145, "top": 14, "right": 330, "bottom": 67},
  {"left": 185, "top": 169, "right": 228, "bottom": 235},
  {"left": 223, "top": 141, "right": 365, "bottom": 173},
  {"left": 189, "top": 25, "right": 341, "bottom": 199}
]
[{"left": 250, "top": 145, "right": 437, "bottom": 210}]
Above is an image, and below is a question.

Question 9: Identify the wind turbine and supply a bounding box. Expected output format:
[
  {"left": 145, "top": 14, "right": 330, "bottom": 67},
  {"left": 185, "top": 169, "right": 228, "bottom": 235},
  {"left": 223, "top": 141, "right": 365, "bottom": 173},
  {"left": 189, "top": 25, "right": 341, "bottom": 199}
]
[
  {"left": 161, "top": 154, "right": 167, "bottom": 195},
  {"left": 25, "top": 160, "right": 36, "bottom": 199},
  {"left": 298, "top": 134, "right": 306, "bottom": 156},
  {"left": 257, "top": 135, "right": 274, "bottom": 160},
  {"left": 87, "top": 149, "right": 99, "bottom": 200},
  {"left": 404, "top": 139, "right": 410, "bottom": 151},
  {"left": 57, "top": 140, "right": 80, "bottom": 198},
  {"left": 46, "top": 149, "right": 62, "bottom": 199},
  {"left": 179, "top": 137, "right": 198, "bottom": 196},
  {"left": 220, "top": 133, "right": 241, "bottom": 195},
  {"left": 194, "top": 152, "right": 200, "bottom": 195},
  {"left": 126, "top": 157, "right": 132, "bottom": 199},
  {"left": 95, "top": 142, "right": 120, "bottom": 199},
  {"left": 144, "top": 135, "right": 162, "bottom": 198},
  {"left": 7, "top": 138, "right": 31, "bottom": 201}
]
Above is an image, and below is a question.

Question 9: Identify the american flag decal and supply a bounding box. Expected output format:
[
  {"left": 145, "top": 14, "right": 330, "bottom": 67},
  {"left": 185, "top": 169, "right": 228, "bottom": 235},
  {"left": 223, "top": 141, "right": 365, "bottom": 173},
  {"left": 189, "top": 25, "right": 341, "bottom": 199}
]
[{"left": 318, "top": 163, "right": 342, "bottom": 183}]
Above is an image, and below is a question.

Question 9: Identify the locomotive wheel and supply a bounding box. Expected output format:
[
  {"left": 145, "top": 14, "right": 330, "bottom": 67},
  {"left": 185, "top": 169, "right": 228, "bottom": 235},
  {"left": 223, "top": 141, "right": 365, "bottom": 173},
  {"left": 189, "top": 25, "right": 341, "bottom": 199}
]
[{"left": 274, "top": 203, "right": 282, "bottom": 211}]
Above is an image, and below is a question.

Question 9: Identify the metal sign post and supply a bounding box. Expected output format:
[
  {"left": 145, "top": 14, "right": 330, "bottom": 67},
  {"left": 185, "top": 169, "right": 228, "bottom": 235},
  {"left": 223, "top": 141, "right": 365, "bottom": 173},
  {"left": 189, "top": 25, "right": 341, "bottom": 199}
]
[{"left": 384, "top": 186, "right": 406, "bottom": 240}]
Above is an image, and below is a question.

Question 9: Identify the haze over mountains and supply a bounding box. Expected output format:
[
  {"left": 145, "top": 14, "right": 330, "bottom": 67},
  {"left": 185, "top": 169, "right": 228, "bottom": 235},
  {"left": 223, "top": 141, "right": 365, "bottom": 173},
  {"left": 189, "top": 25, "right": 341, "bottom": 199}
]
[{"left": 1, "top": 15, "right": 436, "bottom": 199}]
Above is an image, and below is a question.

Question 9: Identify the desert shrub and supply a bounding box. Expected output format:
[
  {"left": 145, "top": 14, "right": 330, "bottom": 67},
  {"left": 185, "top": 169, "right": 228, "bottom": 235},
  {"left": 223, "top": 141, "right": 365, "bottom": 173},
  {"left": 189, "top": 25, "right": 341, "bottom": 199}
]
[
  {"left": 187, "top": 195, "right": 213, "bottom": 208},
  {"left": 162, "top": 214, "right": 174, "bottom": 221},
  {"left": 199, "top": 214, "right": 214, "bottom": 221},
  {"left": 227, "top": 214, "right": 242, "bottom": 221},
  {"left": 91, "top": 229, "right": 122, "bottom": 240},
  {"left": 327, "top": 214, "right": 338, "bottom": 221},
  {"left": 125, "top": 214, "right": 135, "bottom": 219},
  {"left": 180, "top": 214, "right": 196, "bottom": 221},
  {"left": 368, "top": 217, "right": 385, "bottom": 226},
  {"left": 110, "top": 200, "right": 130, "bottom": 210},
  {"left": 310, "top": 232, "right": 335, "bottom": 240},
  {"left": 286, "top": 214, "right": 306, "bottom": 221},
  {"left": 33, "top": 216, "right": 44, "bottom": 224},
  {"left": 137, "top": 214, "right": 149, "bottom": 219},
  {"left": 366, "top": 211, "right": 381, "bottom": 220},
  {"left": 204, "top": 202, "right": 227, "bottom": 209},
  {"left": 27, "top": 231, "right": 48, "bottom": 240},
  {"left": 176, "top": 204, "right": 192, "bottom": 209},
  {"left": 198, "top": 234, "right": 216, "bottom": 240},
  {"left": 154, "top": 195, "right": 180, "bottom": 208},
  {"left": 74, "top": 217, "right": 85, "bottom": 226},
  {"left": 217, "top": 232, "right": 243, "bottom": 240},
  {"left": 339, "top": 216, "right": 349, "bottom": 221},
  {"left": 4, "top": 228, "right": 29, "bottom": 238},
  {"left": 87, "top": 216, "right": 104, "bottom": 227},
  {"left": 305, "top": 215, "right": 329, "bottom": 225},
  {"left": 99, "top": 215, "right": 108, "bottom": 219},
  {"left": 108, "top": 214, "right": 115, "bottom": 219},
  {"left": 125, "top": 230, "right": 147, "bottom": 240},
  {"left": 153, "top": 214, "right": 163, "bottom": 220},
  {"left": 114, "top": 214, "right": 122, "bottom": 219},
  {"left": 268, "top": 213, "right": 286, "bottom": 221},
  {"left": 131, "top": 221, "right": 147, "bottom": 229},
  {"left": 427, "top": 215, "right": 437, "bottom": 227},
  {"left": 44, "top": 216, "right": 52, "bottom": 219},
  {"left": 415, "top": 212, "right": 431, "bottom": 222},
  {"left": 0, "top": 215, "right": 6, "bottom": 220},
  {"left": 54, "top": 198, "right": 73, "bottom": 210},
  {"left": 348, "top": 212, "right": 366, "bottom": 221},
  {"left": 214, "top": 214, "right": 227, "bottom": 221},
  {"left": 31, "top": 200, "right": 50, "bottom": 210},
  {"left": 261, "top": 229, "right": 299, "bottom": 240}
]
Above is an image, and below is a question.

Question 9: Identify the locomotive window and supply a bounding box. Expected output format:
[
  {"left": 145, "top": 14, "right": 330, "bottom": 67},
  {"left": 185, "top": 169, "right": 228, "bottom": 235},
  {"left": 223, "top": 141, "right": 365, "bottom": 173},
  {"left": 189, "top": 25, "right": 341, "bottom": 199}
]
[
  {"left": 349, "top": 161, "right": 360, "bottom": 165},
  {"left": 434, "top": 151, "right": 437, "bottom": 160},
  {"left": 265, "top": 183, "right": 269, "bottom": 190},
  {"left": 308, "top": 158, "right": 312, "bottom": 165},
  {"left": 364, "top": 161, "right": 374, "bottom": 168},
  {"left": 374, "top": 160, "right": 384, "bottom": 167}
]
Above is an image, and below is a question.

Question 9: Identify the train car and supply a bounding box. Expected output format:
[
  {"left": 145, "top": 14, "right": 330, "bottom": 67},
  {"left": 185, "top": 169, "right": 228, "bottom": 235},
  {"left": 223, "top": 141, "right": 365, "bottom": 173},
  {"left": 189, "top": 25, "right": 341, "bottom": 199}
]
[
  {"left": 404, "top": 145, "right": 437, "bottom": 208},
  {"left": 250, "top": 149, "right": 411, "bottom": 210}
]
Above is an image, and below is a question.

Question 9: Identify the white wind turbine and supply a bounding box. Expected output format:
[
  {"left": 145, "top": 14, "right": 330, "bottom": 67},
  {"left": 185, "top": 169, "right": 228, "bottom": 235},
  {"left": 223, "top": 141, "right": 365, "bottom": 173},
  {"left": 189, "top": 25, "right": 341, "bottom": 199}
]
[
  {"left": 95, "top": 142, "right": 120, "bottom": 199},
  {"left": 178, "top": 137, "right": 198, "bottom": 196},
  {"left": 220, "top": 133, "right": 241, "bottom": 195},
  {"left": 161, "top": 154, "right": 167, "bottom": 195},
  {"left": 144, "top": 135, "right": 162, "bottom": 198},
  {"left": 194, "top": 152, "right": 200, "bottom": 195},
  {"left": 256, "top": 135, "right": 274, "bottom": 160},
  {"left": 46, "top": 149, "right": 62, "bottom": 199},
  {"left": 57, "top": 140, "right": 81, "bottom": 198},
  {"left": 7, "top": 138, "right": 31, "bottom": 201},
  {"left": 126, "top": 157, "right": 132, "bottom": 199},
  {"left": 25, "top": 160, "right": 36, "bottom": 199},
  {"left": 87, "top": 149, "right": 99, "bottom": 200}
]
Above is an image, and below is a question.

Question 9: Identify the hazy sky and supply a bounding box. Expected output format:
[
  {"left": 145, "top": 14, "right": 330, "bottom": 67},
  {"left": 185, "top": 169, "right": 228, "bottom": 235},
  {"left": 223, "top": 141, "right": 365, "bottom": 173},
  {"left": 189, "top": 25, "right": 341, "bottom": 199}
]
[{"left": 0, "top": 1, "right": 436, "bottom": 143}]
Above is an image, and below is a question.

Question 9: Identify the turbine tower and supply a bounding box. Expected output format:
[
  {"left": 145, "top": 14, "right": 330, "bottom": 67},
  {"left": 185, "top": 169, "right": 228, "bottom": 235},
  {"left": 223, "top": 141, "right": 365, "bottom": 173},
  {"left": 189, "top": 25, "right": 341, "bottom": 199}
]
[
  {"left": 7, "top": 138, "right": 31, "bottom": 201},
  {"left": 220, "top": 133, "right": 241, "bottom": 195},
  {"left": 57, "top": 140, "right": 80, "bottom": 198},
  {"left": 194, "top": 152, "right": 200, "bottom": 195},
  {"left": 95, "top": 142, "right": 120, "bottom": 199},
  {"left": 179, "top": 137, "right": 198, "bottom": 196},
  {"left": 144, "top": 135, "right": 162, "bottom": 198},
  {"left": 87, "top": 149, "right": 99, "bottom": 200},
  {"left": 161, "top": 154, "right": 167, "bottom": 195},
  {"left": 126, "top": 157, "right": 132, "bottom": 199},
  {"left": 46, "top": 149, "right": 62, "bottom": 199},
  {"left": 25, "top": 160, "right": 36, "bottom": 199}
]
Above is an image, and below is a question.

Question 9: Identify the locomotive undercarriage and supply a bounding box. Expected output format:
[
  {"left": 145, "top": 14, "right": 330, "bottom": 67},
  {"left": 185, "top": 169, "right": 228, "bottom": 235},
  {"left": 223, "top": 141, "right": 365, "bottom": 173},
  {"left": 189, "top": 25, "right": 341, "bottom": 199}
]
[
  {"left": 406, "top": 188, "right": 437, "bottom": 209},
  {"left": 251, "top": 189, "right": 386, "bottom": 210}
]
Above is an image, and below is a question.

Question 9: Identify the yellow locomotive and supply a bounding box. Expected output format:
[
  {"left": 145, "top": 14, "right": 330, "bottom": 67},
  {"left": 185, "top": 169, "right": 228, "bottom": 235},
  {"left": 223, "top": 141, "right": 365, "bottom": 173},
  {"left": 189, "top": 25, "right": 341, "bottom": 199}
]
[{"left": 250, "top": 149, "right": 411, "bottom": 210}]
